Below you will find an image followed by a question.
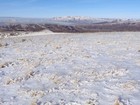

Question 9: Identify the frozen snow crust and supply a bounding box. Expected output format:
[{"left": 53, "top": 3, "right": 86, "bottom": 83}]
[{"left": 0, "top": 32, "right": 140, "bottom": 105}]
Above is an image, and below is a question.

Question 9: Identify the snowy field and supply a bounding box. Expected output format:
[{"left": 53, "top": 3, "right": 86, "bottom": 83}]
[{"left": 0, "top": 32, "right": 140, "bottom": 105}]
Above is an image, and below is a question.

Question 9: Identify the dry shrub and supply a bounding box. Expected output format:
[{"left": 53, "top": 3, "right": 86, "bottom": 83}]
[
  {"left": 22, "top": 39, "right": 26, "bottom": 42},
  {"left": 114, "top": 98, "right": 124, "bottom": 105}
]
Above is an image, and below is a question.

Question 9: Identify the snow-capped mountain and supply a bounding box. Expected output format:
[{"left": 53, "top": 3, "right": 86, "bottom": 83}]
[
  {"left": 51, "top": 16, "right": 117, "bottom": 23},
  {"left": 52, "top": 16, "right": 94, "bottom": 21}
]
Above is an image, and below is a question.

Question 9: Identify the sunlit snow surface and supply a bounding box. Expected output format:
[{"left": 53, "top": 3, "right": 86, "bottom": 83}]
[{"left": 0, "top": 32, "right": 140, "bottom": 105}]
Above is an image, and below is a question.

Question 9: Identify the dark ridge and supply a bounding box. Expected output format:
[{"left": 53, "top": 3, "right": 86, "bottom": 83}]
[{"left": 0, "top": 22, "right": 140, "bottom": 33}]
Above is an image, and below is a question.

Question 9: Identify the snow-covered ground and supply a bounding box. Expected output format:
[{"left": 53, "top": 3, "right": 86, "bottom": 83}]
[
  {"left": 0, "top": 29, "right": 54, "bottom": 38},
  {"left": 0, "top": 32, "right": 140, "bottom": 105}
]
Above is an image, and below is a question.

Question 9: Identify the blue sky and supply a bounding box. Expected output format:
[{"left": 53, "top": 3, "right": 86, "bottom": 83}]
[{"left": 0, "top": 0, "right": 140, "bottom": 18}]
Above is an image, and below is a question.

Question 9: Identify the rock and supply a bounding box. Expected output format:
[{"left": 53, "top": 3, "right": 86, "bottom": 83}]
[{"left": 0, "top": 43, "right": 2, "bottom": 47}]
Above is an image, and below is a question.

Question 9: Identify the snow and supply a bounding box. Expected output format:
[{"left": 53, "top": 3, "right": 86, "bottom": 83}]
[
  {"left": 0, "top": 32, "right": 140, "bottom": 105},
  {"left": 51, "top": 16, "right": 116, "bottom": 24},
  {"left": 0, "top": 29, "right": 54, "bottom": 38}
]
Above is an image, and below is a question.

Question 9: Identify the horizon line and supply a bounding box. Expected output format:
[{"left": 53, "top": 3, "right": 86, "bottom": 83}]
[{"left": 0, "top": 16, "right": 140, "bottom": 20}]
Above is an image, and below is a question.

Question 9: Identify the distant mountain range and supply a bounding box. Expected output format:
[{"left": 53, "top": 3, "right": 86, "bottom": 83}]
[
  {"left": 0, "top": 16, "right": 140, "bottom": 32},
  {"left": 0, "top": 16, "right": 140, "bottom": 25}
]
